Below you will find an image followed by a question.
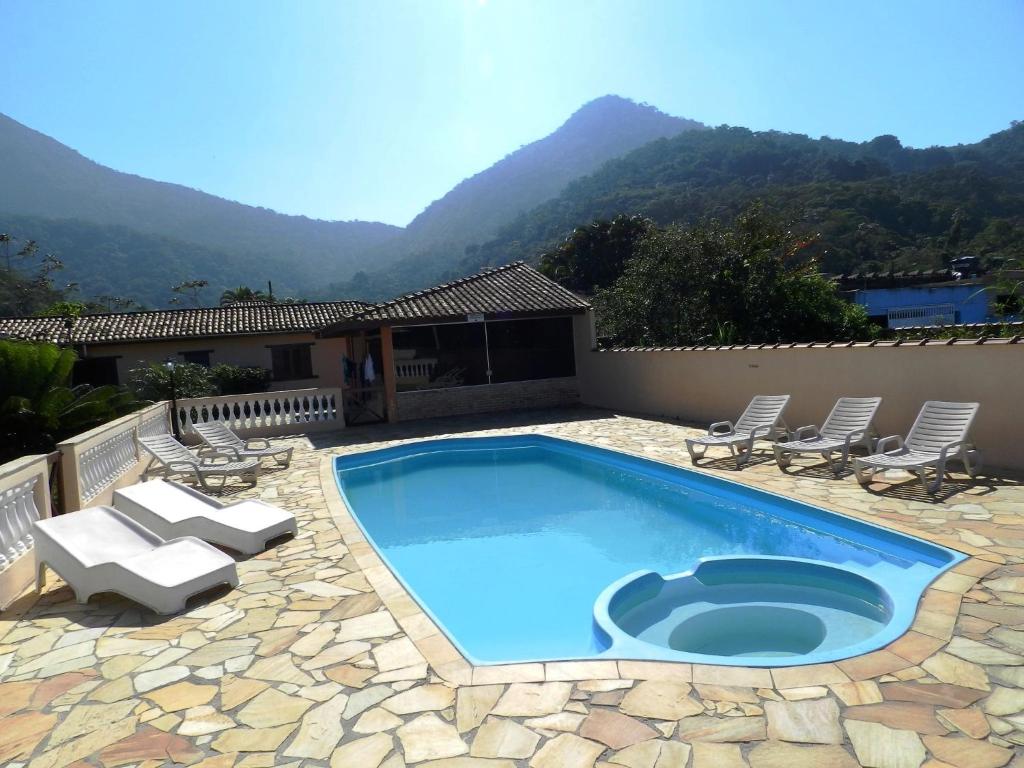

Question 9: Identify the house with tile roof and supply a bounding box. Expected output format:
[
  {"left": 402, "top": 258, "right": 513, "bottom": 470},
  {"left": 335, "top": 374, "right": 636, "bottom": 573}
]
[{"left": 0, "top": 263, "right": 594, "bottom": 424}]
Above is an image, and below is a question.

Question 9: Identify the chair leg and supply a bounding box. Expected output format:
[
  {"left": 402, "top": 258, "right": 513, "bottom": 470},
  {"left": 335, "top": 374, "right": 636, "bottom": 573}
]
[{"left": 773, "top": 445, "right": 790, "bottom": 469}]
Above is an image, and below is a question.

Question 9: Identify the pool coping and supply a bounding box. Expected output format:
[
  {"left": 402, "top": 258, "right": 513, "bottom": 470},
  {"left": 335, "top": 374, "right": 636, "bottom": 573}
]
[{"left": 318, "top": 433, "right": 1004, "bottom": 690}]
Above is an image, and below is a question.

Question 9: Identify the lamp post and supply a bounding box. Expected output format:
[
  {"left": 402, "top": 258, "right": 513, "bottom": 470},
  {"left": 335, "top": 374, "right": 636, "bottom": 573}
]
[{"left": 165, "top": 359, "right": 181, "bottom": 440}]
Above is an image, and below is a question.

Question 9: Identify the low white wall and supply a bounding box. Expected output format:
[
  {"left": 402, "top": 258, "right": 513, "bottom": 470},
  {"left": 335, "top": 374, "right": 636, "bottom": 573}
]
[{"left": 577, "top": 342, "right": 1024, "bottom": 472}]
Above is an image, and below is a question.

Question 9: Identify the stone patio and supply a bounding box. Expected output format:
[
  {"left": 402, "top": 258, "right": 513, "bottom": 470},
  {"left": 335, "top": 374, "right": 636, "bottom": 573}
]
[{"left": 1, "top": 407, "right": 1023, "bottom": 768}]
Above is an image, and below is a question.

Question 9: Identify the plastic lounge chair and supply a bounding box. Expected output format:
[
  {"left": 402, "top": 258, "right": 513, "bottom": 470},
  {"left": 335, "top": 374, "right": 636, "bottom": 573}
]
[
  {"left": 138, "top": 434, "right": 259, "bottom": 491},
  {"left": 685, "top": 395, "right": 791, "bottom": 469},
  {"left": 852, "top": 401, "right": 982, "bottom": 494},
  {"left": 114, "top": 479, "right": 296, "bottom": 555},
  {"left": 192, "top": 421, "right": 294, "bottom": 468},
  {"left": 33, "top": 506, "right": 238, "bottom": 614},
  {"left": 773, "top": 397, "right": 882, "bottom": 476}
]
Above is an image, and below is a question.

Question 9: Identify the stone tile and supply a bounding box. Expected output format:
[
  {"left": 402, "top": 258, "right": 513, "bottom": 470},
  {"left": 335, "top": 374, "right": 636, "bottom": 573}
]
[
  {"left": 921, "top": 652, "right": 991, "bottom": 691},
  {"left": 212, "top": 724, "right": 298, "bottom": 753},
  {"left": 676, "top": 716, "right": 767, "bottom": 743},
  {"left": 935, "top": 706, "right": 990, "bottom": 739},
  {"left": 619, "top": 680, "right": 702, "bottom": 720},
  {"left": 747, "top": 741, "right": 858, "bottom": 768},
  {"left": 397, "top": 712, "right": 469, "bottom": 763},
  {"left": 0, "top": 711, "right": 58, "bottom": 763},
  {"left": 354, "top": 707, "right": 404, "bottom": 734},
  {"left": 764, "top": 699, "right": 843, "bottom": 744},
  {"left": 921, "top": 734, "right": 1014, "bottom": 768},
  {"left": 691, "top": 742, "right": 747, "bottom": 768},
  {"left": 844, "top": 720, "right": 926, "bottom": 768},
  {"left": 529, "top": 733, "right": 606, "bottom": 768},
  {"left": 178, "top": 705, "right": 237, "bottom": 736},
  {"left": 236, "top": 688, "right": 314, "bottom": 728},
  {"left": 470, "top": 717, "right": 541, "bottom": 759},
  {"left": 491, "top": 682, "right": 572, "bottom": 717},
  {"left": 330, "top": 732, "right": 394, "bottom": 768},
  {"left": 144, "top": 680, "right": 217, "bottom": 712},
  {"left": 283, "top": 692, "right": 349, "bottom": 759},
  {"left": 843, "top": 702, "right": 947, "bottom": 735},
  {"left": 456, "top": 685, "right": 505, "bottom": 732},
  {"left": 96, "top": 724, "right": 206, "bottom": 767},
  {"left": 382, "top": 683, "right": 456, "bottom": 714},
  {"left": 880, "top": 682, "right": 986, "bottom": 708},
  {"left": 579, "top": 708, "right": 657, "bottom": 749},
  {"left": 830, "top": 680, "right": 883, "bottom": 706}
]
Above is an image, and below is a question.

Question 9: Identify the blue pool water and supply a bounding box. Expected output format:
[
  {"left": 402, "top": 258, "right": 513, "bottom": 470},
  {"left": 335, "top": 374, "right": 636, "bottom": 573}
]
[{"left": 334, "top": 435, "right": 963, "bottom": 666}]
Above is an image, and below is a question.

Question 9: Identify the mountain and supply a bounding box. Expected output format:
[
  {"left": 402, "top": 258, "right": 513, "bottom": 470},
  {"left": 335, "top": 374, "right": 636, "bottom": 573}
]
[
  {"left": 403, "top": 96, "right": 703, "bottom": 249},
  {"left": 0, "top": 112, "right": 402, "bottom": 290},
  {"left": 0, "top": 96, "right": 703, "bottom": 309},
  {"left": 344, "top": 121, "right": 1024, "bottom": 297}
]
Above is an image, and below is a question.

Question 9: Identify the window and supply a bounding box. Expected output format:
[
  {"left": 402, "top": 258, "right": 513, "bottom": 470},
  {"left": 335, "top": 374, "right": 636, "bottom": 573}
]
[
  {"left": 270, "top": 344, "right": 314, "bottom": 380},
  {"left": 179, "top": 350, "right": 212, "bottom": 367},
  {"left": 72, "top": 356, "right": 120, "bottom": 387},
  {"left": 488, "top": 317, "right": 575, "bottom": 383}
]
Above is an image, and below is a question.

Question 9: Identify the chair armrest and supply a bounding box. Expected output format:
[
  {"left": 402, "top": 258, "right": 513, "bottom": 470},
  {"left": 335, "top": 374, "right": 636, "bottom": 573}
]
[
  {"left": 875, "top": 435, "right": 904, "bottom": 454},
  {"left": 709, "top": 421, "right": 734, "bottom": 436},
  {"left": 841, "top": 430, "right": 867, "bottom": 448},
  {"left": 200, "top": 451, "right": 240, "bottom": 465},
  {"left": 938, "top": 441, "right": 965, "bottom": 461},
  {"left": 793, "top": 425, "right": 819, "bottom": 441},
  {"left": 245, "top": 438, "right": 271, "bottom": 450}
]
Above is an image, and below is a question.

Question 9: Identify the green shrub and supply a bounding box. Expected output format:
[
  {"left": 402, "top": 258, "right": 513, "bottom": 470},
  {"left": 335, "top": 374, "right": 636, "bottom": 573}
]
[{"left": 211, "top": 364, "right": 271, "bottom": 395}]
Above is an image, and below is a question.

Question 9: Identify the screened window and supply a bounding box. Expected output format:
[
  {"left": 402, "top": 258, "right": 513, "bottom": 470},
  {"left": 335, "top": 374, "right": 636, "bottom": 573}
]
[
  {"left": 488, "top": 317, "right": 575, "bottom": 383},
  {"left": 270, "top": 344, "right": 314, "bottom": 380}
]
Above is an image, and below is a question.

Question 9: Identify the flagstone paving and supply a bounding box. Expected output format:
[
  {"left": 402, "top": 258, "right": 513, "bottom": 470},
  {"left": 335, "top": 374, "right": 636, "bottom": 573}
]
[{"left": 2, "top": 407, "right": 1024, "bottom": 767}]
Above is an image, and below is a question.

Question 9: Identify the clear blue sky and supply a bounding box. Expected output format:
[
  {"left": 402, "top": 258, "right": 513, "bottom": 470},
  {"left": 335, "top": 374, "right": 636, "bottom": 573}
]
[{"left": 2, "top": 0, "right": 1021, "bottom": 226}]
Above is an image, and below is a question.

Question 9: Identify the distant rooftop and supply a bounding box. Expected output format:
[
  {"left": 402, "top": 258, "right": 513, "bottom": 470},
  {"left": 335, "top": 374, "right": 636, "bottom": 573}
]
[
  {"left": 0, "top": 263, "right": 590, "bottom": 344},
  {"left": 0, "top": 300, "right": 371, "bottom": 345},
  {"left": 320, "top": 262, "right": 589, "bottom": 335}
]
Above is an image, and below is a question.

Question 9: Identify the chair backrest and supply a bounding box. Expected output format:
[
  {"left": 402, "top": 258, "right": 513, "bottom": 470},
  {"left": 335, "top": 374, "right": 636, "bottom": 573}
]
[
  {"left": 193, "top": 421, "right": 244, "bottom": 451},
  {"left": 905, "top": 401, "right": 979, "bottom": 455},
  {"left": 735, "top": 395, "right": 790, "bottom": 434},
  {"left": 138, "top": 434, "right": 198, "bottom": 466},
  {"left": 820, "top": 397, "right": 882, "bottom": 441}
]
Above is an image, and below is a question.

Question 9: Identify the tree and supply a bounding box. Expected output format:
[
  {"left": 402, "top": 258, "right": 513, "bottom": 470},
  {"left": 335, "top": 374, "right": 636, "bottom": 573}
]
[
  {"left": 170, "top": 279, "right": 209, "bottom": 307},
  {"left": 0, "top": 340, "right": 143, "bottom": 462},
  {"left": 219, "top": 285, "right": 268, "bottom": 305},
  {"left": 539, "top": 214, "right": 653, "bottom": 293},
  {"left": 596, "top": 206, "right": 876, "bottom": 346}
]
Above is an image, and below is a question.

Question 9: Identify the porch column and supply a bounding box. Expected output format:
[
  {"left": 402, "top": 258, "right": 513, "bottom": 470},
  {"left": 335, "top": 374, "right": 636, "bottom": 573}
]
[{"left": 380, "top": 325, "right": 399, "bottom": 423}]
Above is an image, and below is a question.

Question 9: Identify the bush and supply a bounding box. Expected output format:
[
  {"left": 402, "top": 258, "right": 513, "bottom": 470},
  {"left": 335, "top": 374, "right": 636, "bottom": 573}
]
[
  {"left": 211, "top": 364, "right": 271, "bottom": 395},
  {"left": 128, "top": 362, "right": 215, "bottom": 400}
]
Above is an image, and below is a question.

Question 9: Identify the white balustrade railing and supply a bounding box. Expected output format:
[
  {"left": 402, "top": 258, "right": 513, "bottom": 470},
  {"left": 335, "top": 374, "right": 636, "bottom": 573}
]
[
  {"left": 57, "top": 402, "right": 170, "bottom": 511},
  {"left": 0, "top": 454, "right": 51, "bottom": 609},
  {"left": 395, "top": 359, "right": 437, "bottom": 381},
  {"left": 0, "top": 476, "right": 40, "bottom": 570},
  {"left": 176, "top": 387, "right": 343, "bottom": 439}
]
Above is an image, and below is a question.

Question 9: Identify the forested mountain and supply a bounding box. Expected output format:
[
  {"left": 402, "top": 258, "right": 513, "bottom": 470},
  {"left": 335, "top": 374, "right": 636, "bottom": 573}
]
[
  {"left": 339, "top": 122, "right": 1024, "bottom": 298},
  {"left": 1, "top": 96, "right": 701, "bottom": 310},
  {"left": 403, "top": 96, "right": 702, "bottom": 248},
  {"left": 0, "top": 113, "right": 401, "bottom": 291}
]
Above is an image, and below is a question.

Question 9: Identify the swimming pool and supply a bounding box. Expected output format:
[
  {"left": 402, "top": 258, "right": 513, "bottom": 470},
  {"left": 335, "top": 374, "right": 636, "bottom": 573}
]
[{"left": 334, "top": 435, "right": 963, "bottom": 667}]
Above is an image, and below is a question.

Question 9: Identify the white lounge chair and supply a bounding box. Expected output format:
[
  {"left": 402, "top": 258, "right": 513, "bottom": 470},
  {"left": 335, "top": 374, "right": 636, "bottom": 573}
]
[
  {"left": 685, "top": 395, "right": 791, "bottom": 468},
  {"left": 33, "top": 506, "right": 238, "bottom": 615},
  {"left": 139, "top": 434, "right": 259, "bottom": 491},
  {"left": 853, "top": 401, "right": 982, "bottom": 494},
  {"left": 114, "top": 479, "right": 296, "bottom": 555},
  {"left": 193, "top": 421, "right": 293, "bottom": 468},
  {"left": 773, "top": 397, "right": 882, "bottom": 476}
]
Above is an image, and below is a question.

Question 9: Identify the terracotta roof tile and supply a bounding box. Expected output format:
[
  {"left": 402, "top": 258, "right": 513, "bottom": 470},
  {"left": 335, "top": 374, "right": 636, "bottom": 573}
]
[
  {"left": 322, "top": 262, "right": 589, "bottom": 333},
  {"left": 0, "top": 300, "right": 370, "bottom": 345}
]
